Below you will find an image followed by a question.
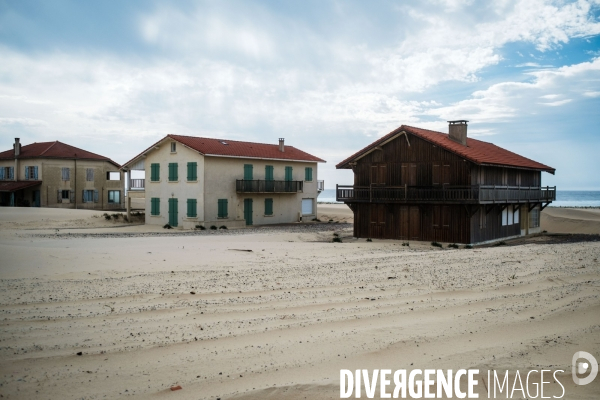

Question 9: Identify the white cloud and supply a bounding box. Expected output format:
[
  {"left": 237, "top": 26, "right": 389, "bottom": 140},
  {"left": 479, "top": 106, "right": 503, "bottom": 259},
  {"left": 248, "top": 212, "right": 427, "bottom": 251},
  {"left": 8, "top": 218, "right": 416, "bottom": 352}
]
[{"left": 539, "top": 99, "right": 573, "bottom": 106}]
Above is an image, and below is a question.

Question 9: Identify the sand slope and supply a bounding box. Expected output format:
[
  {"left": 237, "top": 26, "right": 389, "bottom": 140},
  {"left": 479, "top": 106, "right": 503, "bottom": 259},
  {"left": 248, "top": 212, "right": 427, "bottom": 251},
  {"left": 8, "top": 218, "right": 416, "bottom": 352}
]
[{"left": 542, "top": 207, "right": 600, "bottom": 234}]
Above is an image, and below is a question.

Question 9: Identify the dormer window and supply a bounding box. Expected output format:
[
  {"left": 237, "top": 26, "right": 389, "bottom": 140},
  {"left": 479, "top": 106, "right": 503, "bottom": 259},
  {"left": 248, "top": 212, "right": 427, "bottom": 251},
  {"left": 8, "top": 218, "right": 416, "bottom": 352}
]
[
  {"left": 220, "top": 141, "right": 228, "bottom": 145},
  {"left": 171, "top": 142, "right": 176, "bottom": 153}
]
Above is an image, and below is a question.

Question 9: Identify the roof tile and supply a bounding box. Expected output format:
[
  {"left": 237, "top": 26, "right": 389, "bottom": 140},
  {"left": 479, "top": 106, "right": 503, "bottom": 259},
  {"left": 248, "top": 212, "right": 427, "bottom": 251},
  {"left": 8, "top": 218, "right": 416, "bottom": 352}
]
[{"left": 337, "top": 125, "right": 555, "bottom": 173}]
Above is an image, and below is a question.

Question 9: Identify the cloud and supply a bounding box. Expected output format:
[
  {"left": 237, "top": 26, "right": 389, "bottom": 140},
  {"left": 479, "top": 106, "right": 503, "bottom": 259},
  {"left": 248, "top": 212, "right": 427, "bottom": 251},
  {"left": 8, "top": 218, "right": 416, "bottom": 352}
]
[{"left": 539, "top": 99, "right": 573, "bottom": 106}]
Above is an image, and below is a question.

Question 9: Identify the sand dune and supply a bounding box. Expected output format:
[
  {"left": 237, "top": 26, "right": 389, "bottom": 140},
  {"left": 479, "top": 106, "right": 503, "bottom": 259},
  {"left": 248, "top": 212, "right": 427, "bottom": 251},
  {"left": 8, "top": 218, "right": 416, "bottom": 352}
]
[
  {"left": 0, "top": 207, "right": 599, "bottom": 399},
  {"left": 542, "top": 207, "right": 600, "bottom": 234}
]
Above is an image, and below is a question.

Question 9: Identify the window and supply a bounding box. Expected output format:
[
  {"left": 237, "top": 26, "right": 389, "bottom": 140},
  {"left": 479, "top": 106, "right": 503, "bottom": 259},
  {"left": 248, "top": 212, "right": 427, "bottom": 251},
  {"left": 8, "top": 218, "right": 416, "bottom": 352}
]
[
  {"left": 530, "top": 206, "right": 540, "bottom": 228},
  {"left": 151, "top": 198, "right": 160, "bottom": 215},
  {"left": 502, "top": 205, "right": 517, "bottom": 226},
  {"left": 82, "top": 189, "right": 98, "bottom": 203},
  {"left": 265, "top": 165, "right": 274, "bottom": 181},
  {"left": 62, "top": 167, "right": 70, "bottom": 181},
  {"left": 107, "top": 171, "right": 121, "bottom": 180},
  {"left": 58, "top": 190, "right": 73, "bottom": 203},
  {"left": 244, "top": 164, "right": 253, "bottom": 180},
  {"left": 265, "top": 198, "right": 273, "bottom": 216},
  {"left": 168, "top": 163, "right": 178, "bottom": 181},
  {"left": 62, "top": 190, "right": 70, "bottom": 199},
  {"left": 218, "top": 199, "right": 228, "bottom": 218},
  {"left": 150, "top": 163, "right": 160, "bottom": 182},
  {"left": 86, "top": 168, "right": 94, "bottom": 181},
  {"left": 108, "top": 190, "right": 121, "bottom": 204},
  {"left": 25, "top": 166, "right": 38, "bottom": 180},
  {"left": 187, "top": 162, "right": 197, "bottom": 181},
  {"left": 285, "top": 166, "right": 293, "bottom": 181},
  {"left": 305, "top": 167, "right": 313, "bottom": 181},
  {"left": 0, "top": 166, "right": 13, "bottom": 180},
  {"left": 514, "top": 206, "right": 519, "bottom": 224},
  {"left": 171, "top": 142, "right": 176, "bottom": 152},
  {"left": 187, "top": 199, "right": 197, "bottom": 218},
  {"left": 301, "top": 198, "right": 313, "bottom": 215}
]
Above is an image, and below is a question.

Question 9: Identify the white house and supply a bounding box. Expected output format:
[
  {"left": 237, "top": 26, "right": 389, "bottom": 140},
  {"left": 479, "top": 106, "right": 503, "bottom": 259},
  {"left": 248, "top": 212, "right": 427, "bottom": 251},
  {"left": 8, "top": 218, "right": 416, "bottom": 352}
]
[{"left": 121, "top": 135, "right": 325, "bottom": 229}]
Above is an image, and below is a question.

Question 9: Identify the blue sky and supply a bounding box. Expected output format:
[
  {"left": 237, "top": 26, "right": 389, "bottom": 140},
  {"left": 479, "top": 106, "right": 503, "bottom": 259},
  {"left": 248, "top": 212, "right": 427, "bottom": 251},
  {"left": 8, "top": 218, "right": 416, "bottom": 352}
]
[{"left": 1, "top": 0, "right": 599, "bottom": 189}]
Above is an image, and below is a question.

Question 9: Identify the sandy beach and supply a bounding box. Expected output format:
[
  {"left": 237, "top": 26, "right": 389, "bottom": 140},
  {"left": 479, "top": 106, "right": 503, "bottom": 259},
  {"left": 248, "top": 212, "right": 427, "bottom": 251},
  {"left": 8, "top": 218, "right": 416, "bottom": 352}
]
[{"left": 0, "top": 205, "right": 599, "bottom": 399}]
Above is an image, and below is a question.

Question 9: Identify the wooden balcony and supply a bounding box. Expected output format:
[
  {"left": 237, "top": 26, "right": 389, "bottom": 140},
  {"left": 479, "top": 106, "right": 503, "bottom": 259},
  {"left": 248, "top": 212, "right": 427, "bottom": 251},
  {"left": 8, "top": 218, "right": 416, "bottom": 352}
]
[
  {"left": 317, "top": 180, "right": 325, "bottom": 192},
  {"left": 336, "top": 185, "right": 556, "bottom": 204},
  {"left": 236, "top": 180, "right": 303, "bottom": 193},
  {"left": 129, "top": 179, "right": 145, "bottom": 190}
]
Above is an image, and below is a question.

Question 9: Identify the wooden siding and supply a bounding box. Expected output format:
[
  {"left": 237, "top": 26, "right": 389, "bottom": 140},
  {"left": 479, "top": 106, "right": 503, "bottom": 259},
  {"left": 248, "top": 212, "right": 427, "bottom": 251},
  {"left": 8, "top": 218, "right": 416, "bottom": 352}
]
[
  {"left": 470, "top": 205, "right": 521, "bottom": 243},
  {"left": 353, "top": 203, "right": 471, "bottom": 243},
  {"left": 353, "top": 134, "right": 471, "bottom": 187}
]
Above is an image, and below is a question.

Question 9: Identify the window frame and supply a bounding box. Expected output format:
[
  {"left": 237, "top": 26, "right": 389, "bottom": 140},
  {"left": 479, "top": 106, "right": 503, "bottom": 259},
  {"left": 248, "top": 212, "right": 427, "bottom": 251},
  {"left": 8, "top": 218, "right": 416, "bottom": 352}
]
[{"left": 108, "top": 190, "right": 121, "bottom": 204}]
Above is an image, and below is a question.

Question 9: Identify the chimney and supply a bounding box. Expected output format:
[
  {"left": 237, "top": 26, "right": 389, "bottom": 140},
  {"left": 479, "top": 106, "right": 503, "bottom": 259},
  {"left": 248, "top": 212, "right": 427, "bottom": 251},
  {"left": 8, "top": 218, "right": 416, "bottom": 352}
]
[
  {"left": 448, "top": 120, "right": 468, "bottom": 146},
  {"left": 13, "top": 138, "right": 21, "bottom": 157},
  {"left": 278, "top": 138, "right": 285, "bottom": 152}
]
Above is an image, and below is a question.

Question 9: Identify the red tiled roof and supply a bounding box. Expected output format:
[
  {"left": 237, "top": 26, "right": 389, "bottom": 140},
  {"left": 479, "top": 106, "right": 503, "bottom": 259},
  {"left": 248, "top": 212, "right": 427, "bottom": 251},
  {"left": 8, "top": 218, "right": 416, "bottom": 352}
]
[
  {"left": 0, "top": 180, "right": 42, "bottom": 192},
  {"left": 0, "top": 141, "right": 120, "bottom": 168},
  {"left": 336, "top": 125, "right": 555, "bottom": 173},
  {"left": 123, "top": 135, "right": 325, "bottom": 168}
]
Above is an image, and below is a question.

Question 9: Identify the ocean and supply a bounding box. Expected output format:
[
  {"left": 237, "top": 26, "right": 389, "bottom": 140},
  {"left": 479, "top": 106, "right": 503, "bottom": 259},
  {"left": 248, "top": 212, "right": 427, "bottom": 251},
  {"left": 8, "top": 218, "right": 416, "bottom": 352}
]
[{"left": 317, "top": 189, "right": 600, "bottom": 207}]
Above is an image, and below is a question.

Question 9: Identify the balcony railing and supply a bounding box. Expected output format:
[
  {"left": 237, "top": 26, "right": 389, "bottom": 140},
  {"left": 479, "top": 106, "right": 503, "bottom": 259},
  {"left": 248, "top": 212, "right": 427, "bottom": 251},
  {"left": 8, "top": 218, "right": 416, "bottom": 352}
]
[
  {"left": 336, "top": 185, "right": 556, "bottom": 204},
  {"left": 236, "top": 180, "right": 303, "bottom": 193},
  {"left": 129, "top": 179, "right": 145, "bottom": 190},
  {"left": 317, "top": 180, "right": 325, "bottom": 192}
]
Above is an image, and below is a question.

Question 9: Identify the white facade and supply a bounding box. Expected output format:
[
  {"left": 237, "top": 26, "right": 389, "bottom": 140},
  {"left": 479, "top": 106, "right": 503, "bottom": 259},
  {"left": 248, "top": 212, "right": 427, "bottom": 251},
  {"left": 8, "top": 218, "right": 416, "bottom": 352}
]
[{"left": 134, "top": 137, "right": 322, "bottom": 229}]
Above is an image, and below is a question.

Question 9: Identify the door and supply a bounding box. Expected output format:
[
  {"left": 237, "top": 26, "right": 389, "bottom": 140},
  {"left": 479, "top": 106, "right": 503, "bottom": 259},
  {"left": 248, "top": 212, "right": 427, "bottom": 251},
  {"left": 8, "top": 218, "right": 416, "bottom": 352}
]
[
  {"left": 409, "top": 206, "right": 420, "bottom": 240},
  {"left": 398, "top": 206, "right": 409, "bottom": 240},
  {"left": 33, "top": 190, "right": 40, "bottom": 207},
  {"left": 168, "top": 198, "right": 178, "bottom": 227},
  {"left": 244, "top": 198, "right": 253, "bottom": 226},
  {"left": 370, "top": 204, "right": 386, "bottom": 238}
]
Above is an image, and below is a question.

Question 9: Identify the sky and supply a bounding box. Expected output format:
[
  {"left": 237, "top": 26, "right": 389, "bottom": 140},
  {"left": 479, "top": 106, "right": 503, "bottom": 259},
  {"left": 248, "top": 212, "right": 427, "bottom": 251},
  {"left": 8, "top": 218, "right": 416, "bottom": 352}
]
[{"left": 0, "top": 0, "right": 599, "bottom": 190}]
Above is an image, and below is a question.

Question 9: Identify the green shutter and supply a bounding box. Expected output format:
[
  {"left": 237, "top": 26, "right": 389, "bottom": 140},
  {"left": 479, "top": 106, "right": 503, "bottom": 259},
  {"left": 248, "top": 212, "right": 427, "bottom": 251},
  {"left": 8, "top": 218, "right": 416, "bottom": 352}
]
[
  {"left": 151, "top": 163, "right": 160, "bottom": 181},
  {"left": 285, "top": 166, "right": 292, "bottom": 181},
  {"left": 187, "top": 162, "right": 197, "bottom": 181},
  {"left": 187, "top": 199, "right": 197, "bottom": 217},
  {"left": 305, "top": 167, "right": 312, "bottom": 181},
  {"left": 265, "top": 198, "right": 273, "bottom": 215},
  {"left": 244, "top": 164, "right": 253, "bottom": 180},
  {"left": 265, "top": 165, "right": 274, "bottom": 181},
  {"left": 168, "top": 163, "right": 178, "bottom": 181},
  {"left": 168, "top": 198, "right": 178, "bottom": 227},
  {"left": 151, "top": 198, "right": 160, "bottom": 215},
  {"left": 218, "top": 199, "right": 228, "bottom": 218}
]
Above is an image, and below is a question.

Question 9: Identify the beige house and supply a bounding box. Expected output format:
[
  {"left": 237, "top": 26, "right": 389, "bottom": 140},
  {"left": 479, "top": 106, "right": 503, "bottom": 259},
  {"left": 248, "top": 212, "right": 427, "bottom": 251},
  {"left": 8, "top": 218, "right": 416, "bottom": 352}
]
[
  {"left": 121, "top": 135, "right": 325, "bottom": 229},
  {"left": 0, "top": 138, "right": 123, "bottom": 209}
]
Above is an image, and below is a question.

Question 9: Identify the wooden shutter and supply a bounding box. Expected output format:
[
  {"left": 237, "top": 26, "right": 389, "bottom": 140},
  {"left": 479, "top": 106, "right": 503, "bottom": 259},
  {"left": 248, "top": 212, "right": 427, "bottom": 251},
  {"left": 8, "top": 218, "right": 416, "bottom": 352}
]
[
  {"left": 442, "top": 165, "right": 450, "bottom": 185},
  {"left": 187, "top": 199, "right": 197, "bottom": 217},
  {"left": 371, "top": 165, "right": 378, "bottom": 184},
  {"left": 284, "top": 166, "right": 291, "bottom": 181},
  {"left": 432, "top": 164, "right": 440, "bottom": 185},
  {"left": 25, "top": 166, "right": 29, "bottom": 180},
  {"left": 265, "top": 165, "right": 273, "bottom": 181},
  {"left": 265, "top": 198, "right": 273, "bottom": 215},
  {"left": 305, "top": 167, "right": 312, "bottom": 181},
  {"left": 9, "top": 167, "right": 14, "bottom": 180},
  {"left": 94, "top": 190, "right": 99, "bottom": 203},
  {"left": 244, "top": 164, "right": 253, "bottom": 180},
  {"left": 57, "top": 190, "right": 61, "bottom": 202},
  {"left": 70, "top": 190, "right": 74, "bottom": 203},
  {"left": 187, "top": 162, "right": 197, "bottom": 181},
  {"left": 379, "top": 165, "right": 386, "bottom": 185},
  {"left": 151, "top": 163, "right": 160, "bottom": 181},
  {"left": 0, "top": 167, "right": 4, "bottom": 180}
]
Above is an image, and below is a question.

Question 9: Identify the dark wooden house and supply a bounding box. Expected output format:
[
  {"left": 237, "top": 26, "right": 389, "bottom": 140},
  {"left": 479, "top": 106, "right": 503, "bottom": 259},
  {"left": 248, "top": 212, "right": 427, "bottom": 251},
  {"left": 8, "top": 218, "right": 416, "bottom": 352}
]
[{"left": 336, "top": 121, "right": 556, "bottom": 244}]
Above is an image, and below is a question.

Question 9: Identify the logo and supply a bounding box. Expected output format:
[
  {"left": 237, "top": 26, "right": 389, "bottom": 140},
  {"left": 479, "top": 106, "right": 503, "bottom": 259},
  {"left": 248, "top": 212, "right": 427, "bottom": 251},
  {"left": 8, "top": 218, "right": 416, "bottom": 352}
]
[{"left": 572, "top": 351, "right": 598, "bottom": 385}]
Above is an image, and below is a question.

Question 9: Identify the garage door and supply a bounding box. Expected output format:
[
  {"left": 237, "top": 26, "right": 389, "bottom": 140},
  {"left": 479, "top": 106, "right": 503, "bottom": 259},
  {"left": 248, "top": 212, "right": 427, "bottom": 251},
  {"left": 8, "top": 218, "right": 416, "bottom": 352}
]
[{"left": 302, "top": 198, "right": 314, "bottom": 215}]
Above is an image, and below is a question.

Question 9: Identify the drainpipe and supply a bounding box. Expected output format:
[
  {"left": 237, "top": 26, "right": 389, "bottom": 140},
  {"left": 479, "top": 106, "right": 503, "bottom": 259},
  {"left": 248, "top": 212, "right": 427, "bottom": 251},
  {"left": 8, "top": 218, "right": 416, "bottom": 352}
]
[{"left": 74, "top": 158, "right": 77, "bottom": 209}]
